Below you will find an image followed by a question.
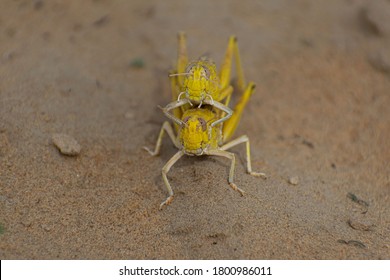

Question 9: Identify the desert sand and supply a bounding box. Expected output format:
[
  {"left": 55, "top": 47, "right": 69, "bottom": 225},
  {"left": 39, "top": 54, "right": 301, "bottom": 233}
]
[{"left": 0, "top": 0, "right": 389, "bottom": 259}]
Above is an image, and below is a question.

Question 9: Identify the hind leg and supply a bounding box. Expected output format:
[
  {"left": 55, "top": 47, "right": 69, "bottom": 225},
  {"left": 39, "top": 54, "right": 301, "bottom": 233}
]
[
  {"left": 222, "top": 82, "right": 256, "bottom": 142},
  {"left": 219, "top": 36, "right": 246, "bottom": 93},
  {"left": 177, "top": 32, "right": 189, "bottom": 87}
]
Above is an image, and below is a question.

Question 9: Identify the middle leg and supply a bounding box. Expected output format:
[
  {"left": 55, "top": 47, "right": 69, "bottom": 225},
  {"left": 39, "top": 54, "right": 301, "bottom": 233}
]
[
  {"left": 220, "top": 135, "right": 267, "bottom": 179},
  {"left": 143, "top": 121, "right": 179, "bottom": 156},
  {"left": 206, "top": 149, "right": 245, "bottom": 195}
]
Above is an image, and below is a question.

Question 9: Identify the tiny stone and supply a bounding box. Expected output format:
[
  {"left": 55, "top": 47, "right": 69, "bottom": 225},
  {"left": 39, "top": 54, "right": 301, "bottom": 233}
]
[
  {"left": 361, "top": 0, "right": 390, "bottom": 37},
  {"left": 288, "top": 176, "right": 299, "bottom": 185},
  {"left": 52, "top": 133, "right": 81, "bottom": 156},
  {"left": 347, "top": 218, "right": 375, "bottom": 231},
  {"left": 125, "top": 111, "right": 135, "bottom": 119},
  {"left": 368, "top": 50, "right": 390, "bottom": 74},
  {"left": 21, "top": 221, "right": 31, "bottom": 227},
  {"left": 41, "top": 224, "right": 52, "bottom": 232},
  {"left": 93, "top": 15, "right": 110, "bottom": 27}
]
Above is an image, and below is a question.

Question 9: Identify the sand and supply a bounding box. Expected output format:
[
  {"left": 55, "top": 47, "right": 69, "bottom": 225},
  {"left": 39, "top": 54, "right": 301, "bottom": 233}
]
[{"left": 0, "top": 0, "right": 389, "bottom": 259}]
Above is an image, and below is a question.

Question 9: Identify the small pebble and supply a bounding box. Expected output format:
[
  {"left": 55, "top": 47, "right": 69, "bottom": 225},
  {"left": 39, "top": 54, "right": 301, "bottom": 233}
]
[
  {"left": 52, "top": 133, "right": 81, "bottom": 156},
  {"left": 347, "top": 218, "right": 374, "bottom": 231},
  {"left": 21, "top": 220, "right": 32, "bottom": 227},
  {"left": 93, "top": 15, "right": 110, "bottom": 27},
  {"left": 368, "top": 50, "right": 390, "bottom": 74},
  {"left": 288, "top": 176, "right": 299, "bottom": 185},
  {"left": 41, "top": 224, "right": 52, "bottom": 232},
  {"left": 337, "top": 239, "right": 366, "bottom": 249},
  {"left": 360, "top": 0, "right": 390, "bottom": 37},
  {"left": 125, "top": 111, "right": 135, "bottom": 120}
]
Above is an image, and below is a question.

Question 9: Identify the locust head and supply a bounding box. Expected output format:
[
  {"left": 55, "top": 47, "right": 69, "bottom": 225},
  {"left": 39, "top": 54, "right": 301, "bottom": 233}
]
[
  {"left": 171, "top": 61, "right": 218, "bottom": 104},
  {"left": 183, "top": 63, "right": 211, "bottom": 102},
  {"left": 179, "top": 115, "right": 210, "bottom": 155}
]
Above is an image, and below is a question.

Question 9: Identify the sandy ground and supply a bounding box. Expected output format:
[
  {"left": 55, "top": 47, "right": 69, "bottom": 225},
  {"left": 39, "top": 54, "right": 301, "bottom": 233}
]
[{"left": 0, "top": 0, "right": 389, "bottom": 259}]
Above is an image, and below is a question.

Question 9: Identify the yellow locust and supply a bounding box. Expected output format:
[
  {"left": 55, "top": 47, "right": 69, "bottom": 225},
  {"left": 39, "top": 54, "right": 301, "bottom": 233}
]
[
  {"left": 144, "top": 33, "right": 267, "bottom": 209},
  {"left": 162, "top": 32, "right": 248, "bottom": 131}
]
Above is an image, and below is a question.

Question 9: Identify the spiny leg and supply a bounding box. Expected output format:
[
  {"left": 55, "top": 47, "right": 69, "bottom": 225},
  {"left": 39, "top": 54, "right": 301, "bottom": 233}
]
[
  {"left": 143, "top": 121, "right": 179, "bottom": 156},
  {"left": 220, "top": 135, "right": 267, "bottom": 179},
  {"left": 205, "top": 149, "right": 245, "bottom": 196},
  {"left": 160, "top": 150, "right": 184, "bottom": 210},
  {"left": 219, "top": 36, "right": 246, "bottom": 93},
  {"left": 223, "top": 82, "right": 256, "bottom": 142}
]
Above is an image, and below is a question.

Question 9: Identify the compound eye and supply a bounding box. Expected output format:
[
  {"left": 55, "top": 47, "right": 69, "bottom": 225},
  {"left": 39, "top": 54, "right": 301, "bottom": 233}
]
[
  {"left": 198, "top": 118, "right": 207, "bottom": 131},
  {"left": 185, "top": 63, "right": 196, "bottom": 75},
  {"left": 201, "top": 66, "right": 210, "bottom": 79}
]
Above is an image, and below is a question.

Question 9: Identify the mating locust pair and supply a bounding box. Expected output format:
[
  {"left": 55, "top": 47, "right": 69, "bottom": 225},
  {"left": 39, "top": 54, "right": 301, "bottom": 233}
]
[{"left": 144, "top": 33, "right": 267, "bottom": 209}]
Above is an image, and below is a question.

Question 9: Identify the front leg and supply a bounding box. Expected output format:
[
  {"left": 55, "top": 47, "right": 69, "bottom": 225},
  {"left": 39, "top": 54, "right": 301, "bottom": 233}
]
[
  {"left": 161, "top": 99, "right": 189, "bottom": 127},
  {"left": 202, "top": 99, "right": 233, "bottom": 128},
  {"left": 143, "top": 121, "right": 179, "bottom": 156}
]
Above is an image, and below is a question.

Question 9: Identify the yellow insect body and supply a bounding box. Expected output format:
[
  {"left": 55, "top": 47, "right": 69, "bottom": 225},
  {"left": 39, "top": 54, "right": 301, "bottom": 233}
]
[
  {"left": 179, "top": 108, "right": 220, "bottom": 155},
  {"left": 163, "top": 33, "right": 248, "bottom": 130},
  {"left": 181, "top": 60, "right": 219, "bottom": 103},
  {"left": 144, "top": 33, "right": 267, "bottom": 209}
]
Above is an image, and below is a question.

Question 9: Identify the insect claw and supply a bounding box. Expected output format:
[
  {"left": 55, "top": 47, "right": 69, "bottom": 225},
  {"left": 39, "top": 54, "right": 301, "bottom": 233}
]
[
  {"left": 249, "top": 171, "right": 267, "bottom": 179},
  {"left": 143, "top": 146, "right": 158, "bottom": 156},
  {"left": 229, "top": 182, "right": 245, "bottom": 196},
  {"left": 159, "top": 195, "right": 174, "bottom": 210}
]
